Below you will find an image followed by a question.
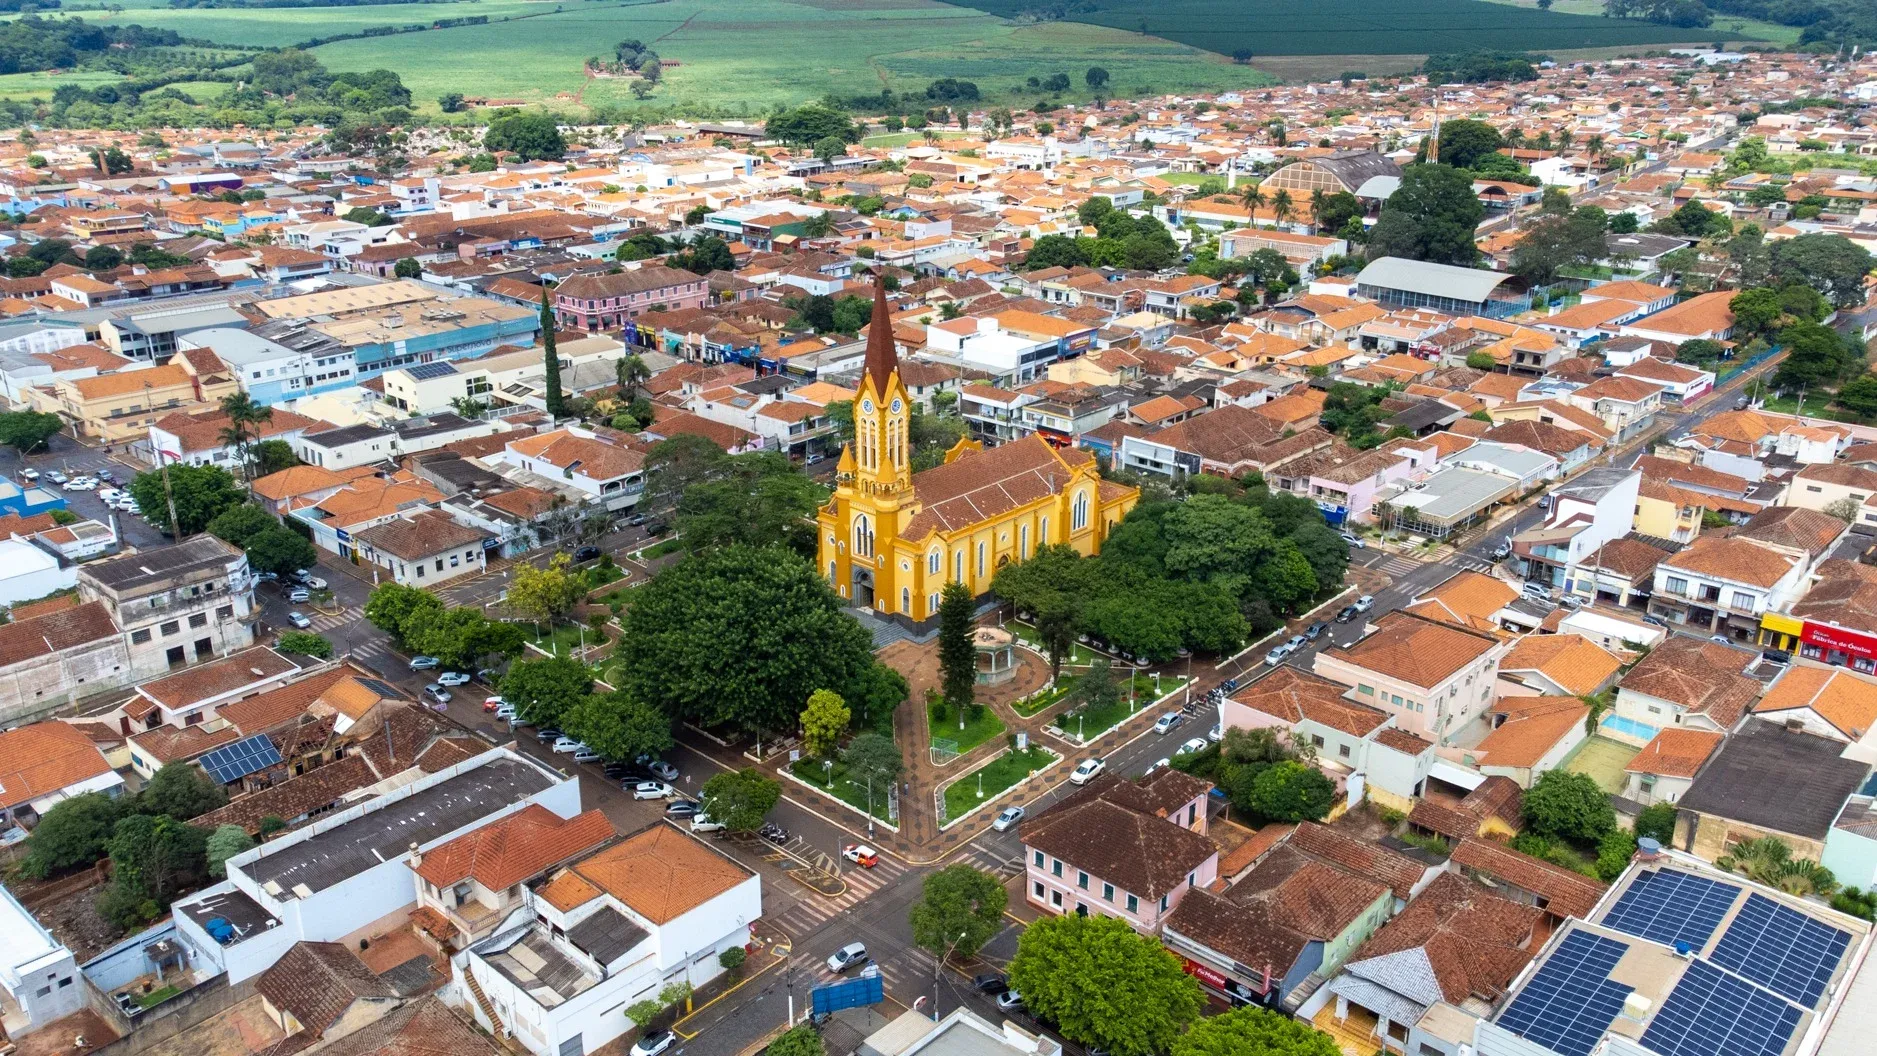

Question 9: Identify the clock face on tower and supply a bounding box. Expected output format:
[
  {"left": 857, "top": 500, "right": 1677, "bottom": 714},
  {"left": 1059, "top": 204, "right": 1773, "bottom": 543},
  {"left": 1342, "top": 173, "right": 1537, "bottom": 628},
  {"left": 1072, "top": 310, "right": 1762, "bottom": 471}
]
[
  {"left": 861, "top": 399, "right": 874, "bottom": 414},
  {"left": 891, "top": 399, "right": 903, "bottom": 414}
]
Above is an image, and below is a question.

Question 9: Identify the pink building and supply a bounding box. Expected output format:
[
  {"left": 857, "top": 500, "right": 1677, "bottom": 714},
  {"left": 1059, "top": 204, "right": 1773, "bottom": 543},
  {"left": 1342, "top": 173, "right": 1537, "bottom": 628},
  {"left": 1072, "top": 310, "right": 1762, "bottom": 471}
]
[
  {"left": 554, "top": 265, "right": 709, "bottom": 331},
  {"left": 1020, "top": 770, "right": 1217, "bottom": 931}
]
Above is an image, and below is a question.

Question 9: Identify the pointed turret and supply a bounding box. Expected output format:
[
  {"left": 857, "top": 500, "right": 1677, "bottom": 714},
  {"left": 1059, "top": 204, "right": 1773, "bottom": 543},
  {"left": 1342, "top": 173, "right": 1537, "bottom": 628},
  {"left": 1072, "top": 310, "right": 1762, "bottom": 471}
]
[{"left": 862, "top": 273, "right": 898, "bottom": 395}]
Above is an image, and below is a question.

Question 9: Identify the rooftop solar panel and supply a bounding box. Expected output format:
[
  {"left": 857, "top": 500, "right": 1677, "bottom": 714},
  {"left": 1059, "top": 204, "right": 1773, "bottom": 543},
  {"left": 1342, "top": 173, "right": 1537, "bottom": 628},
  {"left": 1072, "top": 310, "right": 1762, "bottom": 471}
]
[
  {"left": 1497, "top": 930, "right": 1634, "bottom": 1056},
  {"left": 1638, "top": 959, "right": 1803, "bottom": 1056},
  {"left": 1601, "top": 869, "right": 1741, "bottom": 951},
  {"left": 197, "top": 733, "right": 282, "bottom": 785},
  {"left": 1710, "top": 893, "right": 1851, "bottom": 1007},
  {"left": 406, "top": 361, "right": 458, "bottom": 381}
]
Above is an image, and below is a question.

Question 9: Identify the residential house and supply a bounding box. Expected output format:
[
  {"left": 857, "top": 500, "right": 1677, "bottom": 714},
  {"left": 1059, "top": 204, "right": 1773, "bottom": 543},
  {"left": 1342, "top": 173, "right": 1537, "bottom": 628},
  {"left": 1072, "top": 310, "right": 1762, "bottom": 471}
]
[
  {"left": 0, "top": 599, "right": 129, "bottom": 726},
  {"left": 1020, "top": 771, "right": 1217, "bottom": 931},
  {"left": 1648, "top": 505, "right": 1843, "bottom": 638},
  {"left": 1512, "top": 468, "right": 1640, "bottom": 592},
  {"left": 1447, "top": 837, "right": 1607, "bottom": 922},
  {"left": 1603, "top": 633, "right": 1762, "bottom": 746},
  {"left": 1497, "top": 634, "right": 1623, "bottom": 698},
  {"left": 410, "top": 804, "right": 614, "bottom": 948},
  {"left": 1222, "top": 666, "right": 1438, "bottom": 814},
  {"left": 1313, "top": 611, "right": 1508, "bottom": 747},
  {"left": 352, "top": 509, "right": 493, "bottom": 587},
  {"left": 554, "top": 267, "right": 710, "bottom": 331},
  {"left": 1621, "top": 728, "right": 1724, "bottom": 806},
  {"left": 1569, "top": 537, "right": 1673, "bottom": 609},
  {"left": 0, "top": 720, "right": 123, "bottom": 835},
  {"left": 1750, "top": 664, "right": 1877, "bottom": 763},
  {"left": 460, "top": 824, "right": 761, "bottom": 1056},
  {"left": 502, "top": 428, "right": 647, "bottom": 512}
]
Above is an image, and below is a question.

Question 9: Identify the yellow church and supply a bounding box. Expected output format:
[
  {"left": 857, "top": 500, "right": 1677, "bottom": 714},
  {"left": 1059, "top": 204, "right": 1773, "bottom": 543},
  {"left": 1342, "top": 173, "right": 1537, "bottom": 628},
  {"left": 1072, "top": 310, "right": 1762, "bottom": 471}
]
[{"left": 818, "top": 282, "right": 1139, "bottom": 629}]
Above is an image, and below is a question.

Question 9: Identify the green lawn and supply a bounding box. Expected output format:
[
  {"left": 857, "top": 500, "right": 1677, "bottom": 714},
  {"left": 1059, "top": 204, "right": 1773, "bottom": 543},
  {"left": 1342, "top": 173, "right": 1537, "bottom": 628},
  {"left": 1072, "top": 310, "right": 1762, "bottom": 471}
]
[
  {"left": 931, "top": 704, "right": 1007, "bottom": 758},
  {"left": 1007, "top": 620, "right": 1104, "bottom": 668},
  {"left": 582, "top": 564, "right": 626, "bottom": 590},
  {"left": 788, "top": 756, "right": 894, "bottom": 821},
  {"left": 1012, "top": 680, "right": 1078, "bottom": 718},
  {"left": 943, "top": 746, "right": 1056, "bottom": 823},
  {"left": 634, "top": 537, "right": 686, "bottom": 560},
  {"left": 135, "top": 985, "right": 182, "bottom": 1010},
  {"left": 861, "top": 130, "right": 970, "bottom": 148},
  {"left": 1757, "top": 390, "right": 1865, "bottom": 423},
  {"left": 1054, "top": 692, "right": 1141, "bottom": 743},
  {"left": 1562, "top": 735, "right": 1640, "bottom": 795},
  {"left": 523, "top": 621, "right": 607, "bottom": 659},
  {"left": 1477, "top": 0, "right": 1801, "bottom": 44}
]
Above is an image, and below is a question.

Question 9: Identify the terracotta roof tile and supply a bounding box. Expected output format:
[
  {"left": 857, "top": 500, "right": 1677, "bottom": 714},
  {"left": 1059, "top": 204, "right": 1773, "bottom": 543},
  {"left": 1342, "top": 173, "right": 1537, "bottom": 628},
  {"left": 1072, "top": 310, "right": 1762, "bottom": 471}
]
[
  {"left": 1626, "top": 728, "right": 1724, "bottom": 780},
  {"left": 564, "top": 823, "right": 751, "bottom": 924},
  {"left": 1619, "top": 635, "right": 1761, "bottom": 723},
  {"left": 0, "top": 721, "right": 115, "bottom": 810},
  {"left": 1753, "top": 666, "right": 1877, "bottom": 740},
  {"left": 1231, "top": 666, "right": 1390, "bottom": 737},
  {"left": 1323, "top": 610, "right": 1501, "bottom": 689},
  {"left": 1500, "top": 634, "right": 1623, "bottom": 696},
  {"left": 413, "top": 805, "right": 613, "bottom": 892},
  {"left": 1474, "top": 697, "right": 1589, "bottom": 769},
  {"left": 1019, "top": 775, "right": 1219, "bottom": 899},
  {"left": 1450, "top": 837, "right": 1607, "bottom": 918},
  {"left": 1347, "top": 871, "right": 1541, "bottom": 1004}
]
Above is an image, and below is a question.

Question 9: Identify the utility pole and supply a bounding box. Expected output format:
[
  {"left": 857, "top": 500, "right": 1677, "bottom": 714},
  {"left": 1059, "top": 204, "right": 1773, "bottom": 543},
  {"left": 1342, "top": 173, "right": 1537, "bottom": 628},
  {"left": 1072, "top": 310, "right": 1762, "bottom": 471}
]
[{"left": 933, "top": 930, "right": 966, "bottom": 1021}]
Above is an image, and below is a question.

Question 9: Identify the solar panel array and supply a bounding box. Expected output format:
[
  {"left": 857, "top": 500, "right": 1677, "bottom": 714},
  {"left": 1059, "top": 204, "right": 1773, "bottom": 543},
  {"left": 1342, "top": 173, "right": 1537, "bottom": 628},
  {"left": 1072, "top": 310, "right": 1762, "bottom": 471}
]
[
  {"left": 356, "top": 677, "right": 403, "bottom": 700},
  {"left": 1710, "top": 892, "right": 1852, "bottom": 1007},
  {"left": 1638, "top": 960, "right": 1804, "bottom": 1056},
  {"left": 406, "top": 361, "right": 458, "bottom": 381},
  {"left": 1498, "top": 931, "right": 1635, "bottom": 1056},
  {"left": 1601, "top": 869, "right": 1741, "bottom": 950},
  {"left": 197, "top": 733, "right": 282, "bottom": 785}
]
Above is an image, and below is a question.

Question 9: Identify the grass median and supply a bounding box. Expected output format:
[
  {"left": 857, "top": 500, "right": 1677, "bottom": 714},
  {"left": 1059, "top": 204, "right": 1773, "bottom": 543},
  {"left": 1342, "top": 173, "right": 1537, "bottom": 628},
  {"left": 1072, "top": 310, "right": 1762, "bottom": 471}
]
[{"left": 943, "top": 746, "right": 1056, "bottom": 823}]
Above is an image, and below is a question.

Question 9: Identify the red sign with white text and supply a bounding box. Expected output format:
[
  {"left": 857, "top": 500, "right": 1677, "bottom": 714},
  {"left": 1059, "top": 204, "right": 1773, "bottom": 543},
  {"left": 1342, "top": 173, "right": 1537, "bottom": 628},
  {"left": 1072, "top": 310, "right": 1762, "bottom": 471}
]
[{"left": 1802, "top": 622, "right": 1877, "bottom": 662}]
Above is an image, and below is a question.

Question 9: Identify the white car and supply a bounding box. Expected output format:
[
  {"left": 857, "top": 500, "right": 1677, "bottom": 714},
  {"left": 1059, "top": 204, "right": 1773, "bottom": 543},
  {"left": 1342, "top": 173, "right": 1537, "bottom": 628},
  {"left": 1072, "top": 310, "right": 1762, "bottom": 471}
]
[
  {"left": 18, "top": 468, "right": 37, "bottom": 481},
  {"left": 632, "top": 781, "right": 675, "bottom": 800},
  {"left": 992, "top": 806, "right": 1025, "bottom": 832},
  {"left": 46, "top": 470, "right": 66, "bottom": 484},
  {"left": 435, "top": 671, "right": 471, "bottom": 686},
  {"left": 995, "top": 990, "right": 1023, "bottom": 1012},
  {"left": 1340, "top": 531, "right": 1364, "bottom": 549},
  {"left": 1208, "top": 722, "right": 1223, "bottom": 742},
  {"left": 1143, "top": 758, "right": 1171, "bottom": 776},
  {"left": 826, "top": 942, "right": 868, "bottom": 973},
  {"left": 551, "top": 736, "right": 586, "bottom": 754},
  {"left": 1354, "top": 595, "right": 1375, "bottom": 613},
  {"left": 286, "top": 611, "right": 312, "bottom": 629},
  {"left": 1176, "top": 737, "right": 1209, "bottom": 756},
  {"left": 1069, "top": 757, "right": 1106, "bottom": 785},
  {"left": 1153, "top": 712, "right": 1182, "bottom": 735},
  {"left": 1264, "top": 643, "right": 1293, "bottom": 667},
  {"left": 303, "top": 576, "right": 328, "bottom": 590},
  {"left": 495, "top": 704, "right": 518, "bottom": 721},
  {"left": 630, "top": 1031, "right": 675, "bottom": 1056},
  {"left": 689, "top": 814, "right": 724, "bottom": 833},
  {"left": 62, "top": 477, "right": 95, "bottom": 491},
  {"left": 99, "top": 487, "right": 123, "bottom": 503},
  {"left": 288, "top": 588, "right": 311, "bottom": 603}
]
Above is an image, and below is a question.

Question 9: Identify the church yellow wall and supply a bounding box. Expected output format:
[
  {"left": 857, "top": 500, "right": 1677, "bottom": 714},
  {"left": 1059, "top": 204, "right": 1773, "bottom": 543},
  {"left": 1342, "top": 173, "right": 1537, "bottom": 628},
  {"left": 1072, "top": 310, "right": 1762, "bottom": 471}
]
[{"left": 817, "top": 361, "right": 1136, "bottom": 625}]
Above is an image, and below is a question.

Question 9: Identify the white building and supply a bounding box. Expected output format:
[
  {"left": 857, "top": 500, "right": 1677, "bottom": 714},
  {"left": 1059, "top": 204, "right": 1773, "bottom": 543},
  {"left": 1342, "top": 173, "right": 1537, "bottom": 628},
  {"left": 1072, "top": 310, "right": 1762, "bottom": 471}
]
[
  {"left": 170, "top": 747, "right": 577, "bottom": 986},
  {"left": 76, "top": 536, "right": 256, "bottom": 680},
  {"left": 1514, "top": 468, "right": 1641, "bottom": 593},
  {"left": 179, "top": 327, "right": 357, "bottom": 406},
  {"left": 0, "top": 537, "right": 75, "bottom": 609},
  {"left": 0, "top": 883, "right": 83, "bottom": 1038},
  {"left": 460, "top": 825, "right": 761, "bottom": 1056}
]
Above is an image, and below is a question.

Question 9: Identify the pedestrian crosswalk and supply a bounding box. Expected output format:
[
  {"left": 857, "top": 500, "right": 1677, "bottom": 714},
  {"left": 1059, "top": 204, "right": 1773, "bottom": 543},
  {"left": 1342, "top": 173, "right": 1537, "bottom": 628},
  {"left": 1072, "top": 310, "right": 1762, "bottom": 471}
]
[
  {"left": 1448, "top": 555, "right": 1496, "bottom": 574},
  {"left": 953, "top": 842, "right": 1023, "bottom": 879},
  {"left": 765, "top": 852, "right": 913, "bottom": 939},
  {"left": 1374, "top": 555, "right": 1426, "bottom": 577}
]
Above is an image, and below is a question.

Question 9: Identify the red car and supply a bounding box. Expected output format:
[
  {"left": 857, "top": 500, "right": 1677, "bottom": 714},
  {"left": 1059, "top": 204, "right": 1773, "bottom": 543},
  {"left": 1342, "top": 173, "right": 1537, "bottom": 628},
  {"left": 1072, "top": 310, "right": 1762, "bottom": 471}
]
[
  {"left": 483, "top": 696, "right": 505, "bottom": 712},
  {"left": 843, "top": 844, "right": 879, "bottom": 868}
]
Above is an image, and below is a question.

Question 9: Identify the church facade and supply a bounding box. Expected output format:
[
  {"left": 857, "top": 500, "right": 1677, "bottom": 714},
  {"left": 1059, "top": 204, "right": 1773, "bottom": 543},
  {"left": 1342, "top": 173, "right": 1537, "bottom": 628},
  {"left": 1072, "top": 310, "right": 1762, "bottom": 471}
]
[{"left": 817, "top": 283, "right": 1139, "bottom": 630}]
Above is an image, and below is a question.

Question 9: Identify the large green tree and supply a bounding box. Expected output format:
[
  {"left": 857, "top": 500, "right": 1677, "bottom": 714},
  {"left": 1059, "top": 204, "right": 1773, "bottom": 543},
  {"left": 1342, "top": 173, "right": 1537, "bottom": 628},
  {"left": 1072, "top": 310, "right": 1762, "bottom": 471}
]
[
  {"left": 0, "top": 410, "right": 62, "bottom": 453},
  {"left": 1522, "top": 769, "right": 1616, "bottom": 844},
  {"left": 404, "top": 607, "right": 524, "bottom": 671},
  {"left": 765, "top": 1025, "right": 824, "bottom": 1056},
  {"left": 129, "top": 463, "right": 245, "bottom": 536},
  {"left": 561, "top": 691, "right": 673, "bottom": 763},
  {"left": 540, "top": 287, "right": 564, "bottom": 418},
  {"left": 1769, "top": 232, "right": 1874, "bottom": 308},
  {"left": 364, "top": 583, "right": 445, "bottom": 647},
  {"left": 937, "top": 581, "right": 977, "bottom": 716},
  {"left": 1007, "top": 915, "right": 1203, "bottom": 1056},
  {"left": 500, "top": 655, "right": 594, "bottom": 728},
  {"left": 205, "top": 824, "right": 255, "bottom": 879},
  {"left": 1169, "top": 1007, "right": 1339, "bottom": 1056},
  {"left": 615, "top": 546, "right": 876, "bottom": 737},
  {"left": 1433, "top": 119, "right": 1503, "bottom": 169},
  {"left": 841, "top": 732, "right": 903, "bottom": 797},
  {"left": 909, "top": 864, "right": 1007, "bottom": 962},
  {"left": 1366, "top": 164, "right": 1485, "bottom": 266},
  {"left": 699, "top": 768, "right": 780, "bottom": 831},
  {"left": 485, "top": 112, "right": 566, "bottom": 161},
  {"left": 1248, "top": 760, "right": 1336, "bottom": 823},
  {"left": 675, "top": 451, "right": 827, "bottom": 555},
  {"left": 138, "top": 762, "right": 228, "bottom": 821},
  {"left": 20, "top": 793, "right": 122, "bottom": 878}
]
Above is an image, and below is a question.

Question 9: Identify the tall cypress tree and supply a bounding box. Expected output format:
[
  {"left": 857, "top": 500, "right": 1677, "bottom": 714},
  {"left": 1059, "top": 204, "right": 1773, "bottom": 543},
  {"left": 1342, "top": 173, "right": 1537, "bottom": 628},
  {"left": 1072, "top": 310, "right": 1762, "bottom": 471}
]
[
  {"left": 540, "top": 286, "right": 564, "bottom": 419},
  {"left": 937, "top": 581, "right": 976, "bottom": 723}
]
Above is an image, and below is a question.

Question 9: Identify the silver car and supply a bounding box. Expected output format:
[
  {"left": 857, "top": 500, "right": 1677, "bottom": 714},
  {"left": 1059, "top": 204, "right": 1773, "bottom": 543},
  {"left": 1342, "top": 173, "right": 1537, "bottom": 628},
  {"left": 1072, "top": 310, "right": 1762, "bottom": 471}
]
[{"left": 992, "top": 806, "right": 1025, "bottom": 832}]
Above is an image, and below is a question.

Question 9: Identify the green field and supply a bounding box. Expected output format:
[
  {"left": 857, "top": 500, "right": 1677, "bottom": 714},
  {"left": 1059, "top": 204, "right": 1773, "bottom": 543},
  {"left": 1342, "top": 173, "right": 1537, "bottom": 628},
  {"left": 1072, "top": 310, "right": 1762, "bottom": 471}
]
[
  {"left": 943, "top": 0, "right": 1749, "bottom": 55},
  {"left": 59, "top": 0, "right": 1273, "bottom": 113}
]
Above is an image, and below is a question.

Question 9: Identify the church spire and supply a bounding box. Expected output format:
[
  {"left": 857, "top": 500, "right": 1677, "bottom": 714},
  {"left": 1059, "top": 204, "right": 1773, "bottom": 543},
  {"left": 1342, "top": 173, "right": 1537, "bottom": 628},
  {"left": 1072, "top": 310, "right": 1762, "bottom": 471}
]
[{"left": 862, "top": 273, "right": 898, "bottom": 394}]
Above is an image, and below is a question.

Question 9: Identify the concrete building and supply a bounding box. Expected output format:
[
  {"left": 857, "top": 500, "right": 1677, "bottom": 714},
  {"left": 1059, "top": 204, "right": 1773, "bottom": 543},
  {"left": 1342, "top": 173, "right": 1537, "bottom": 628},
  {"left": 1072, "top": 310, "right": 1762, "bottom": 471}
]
[
  {"left": 1313, "top": 612, "right": 1507, "bottom": 747},
  {"left": 76, "top": 536, "right": 257, "bottom": 680},
  {"left": 0, "top": 882, "right": 84, "bottom": 1038}
]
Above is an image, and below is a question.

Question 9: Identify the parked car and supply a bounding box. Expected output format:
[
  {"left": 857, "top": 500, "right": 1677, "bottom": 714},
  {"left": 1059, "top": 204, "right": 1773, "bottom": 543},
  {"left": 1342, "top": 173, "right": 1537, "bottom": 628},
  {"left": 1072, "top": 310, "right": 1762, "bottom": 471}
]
[
  {"left": 1285, "top": 634, "right": 1308, "bottom": 652},
  {"left": 99, "top": 488, "right": 123, "bottom": 503},
  {"left": 973, "top": 973, "right": 1009, "bottom": 995},
  {"left": 1537, "top": 495, "right": 1552, "bottom": 510},
  {"left": 1177, "top": 737, "right": 1208, "bottom": 756},
  {"left": 992, "top": 806, "right": 1024, "bottom": 832},
  {"left": 843, "top": 844, "right": 879, "bottom": 868},
  {"left": 424, "top": 684, "right": 452, "bottom": 705},
  {"left": 1208, "top": 722, "right": 1223, "bottom": 742},
  {"left": 483, "top": 696, "right": 506, "bottom": 712},
  {"left": 303, "top": 577, "right": 327, "bottom": 591},
  {"left": 1263, "top": 643, "right": 1293, "bottom": 666},
  {"left": 286, "top": 611, "right": 312, "bottom": 629},
  {"left": 1334, "top": 604, "right": 1360, "bottom": 623},
  {"left": 551, "top": 736, "right": 586, "bottom": 754},
  {"left": 646, "top": 760, "right": 680, "bottom": 782},
  {"left": 254, "top": 571, "right": 279, "bottom": 583},
  {"left": 1339, "top": 531, "right": 1363, "bottom": 549},
  {"left": 17, "top": 468, "right": 37, "bottom": 481},
  {"left": 1491, "top": 542, "right": 1513, "bottom": 561},
  {"left": 995, "top": 990, "right": 1024, "bottom": 1012},
  {"left": 291, "top": 569, "right": 314, "bottom": 584},
  {"left": 1143, "top": 758, "right": 1170, "bottom": 776},
  {"left": 409, "top": 655, "right": 440, "bottom": 670},
  {"left": 46, "top": 470, "right": 66, "bottom": 484},
  {"left": 435, "top": 671, "right": 471, "bottom": 686},
  {"left": 1353, "top": 595, "right": 1375, "bottom": 613},
  {"left": 287, "top": 588, "right": 312, "bottom": 604},
  {"left": 624, "top": 513, "right": 648, "bottom": 527},
  {"left": 630, "top": 1031, "right": 675, "bottom": 1056},
  {"left": 632, "top": 781, "right": 675, "bottom": 800},
  {"left": 1069, "top": 757, "right": 1105, "bottom": 785},
  {"left": 664, "top": 799, "right": 701, "bottom": 817},
  {"left": 573, "top": 545, "right": 602, "bottom": 562},
  {"left": 496, "top": 704, "right": 518, "bottom": 721},
  {"left": 643, "top": 521, "right": 669, "bottom": 537},
  {"left": 536, "top": 727, "right": 564, "bottom": 743},
  {"left": 689, "top": 814, "right": 725, "bottom": 833},
  {"left": 1153, "top": 712, "right": 1182, "bottom": 735},
  {"left": 826, "top": 942, "right": 868, "bottom": 973},
  {"left": 1303, "top": 621, "right": 1329, "bottom": 640},
  {"left": 572, "top": 747, "right": 603, "bottom": 764}
]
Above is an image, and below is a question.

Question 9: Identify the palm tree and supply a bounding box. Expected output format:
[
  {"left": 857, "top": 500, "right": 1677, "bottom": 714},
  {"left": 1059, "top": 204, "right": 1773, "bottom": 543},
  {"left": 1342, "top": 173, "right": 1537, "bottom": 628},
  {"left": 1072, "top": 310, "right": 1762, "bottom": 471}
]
[
  {"left": 1718, "top": 836, "right": 1840, "bottom": 897},
  {"left": 1239, "top": 182, "right": 1265, "bottom": 216},
  {"left": 1505, "top": 127, "right": 1525, "bottom": 149},
  {"left": 1585, "top": 134, "right": 1606, "bottom": 162},
  {"left": 1271, "top": 189, "right": 1294, "bottom": 227},
  {"left": 1308, "top": 189, "right": 1326, "bottom": 232},
  {"left": 218, "top": 392, "right": 272, "bottom": 481},
  {"left": 615, "top": 353, "right": 651, "bottom": 401}
]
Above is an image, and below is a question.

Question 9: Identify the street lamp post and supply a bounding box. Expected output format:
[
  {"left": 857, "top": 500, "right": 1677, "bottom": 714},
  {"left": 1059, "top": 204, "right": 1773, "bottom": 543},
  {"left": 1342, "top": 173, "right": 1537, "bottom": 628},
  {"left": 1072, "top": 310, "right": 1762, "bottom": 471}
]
[{"left": 933, "top": 930, "right": 967, "bottom": 1021}]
